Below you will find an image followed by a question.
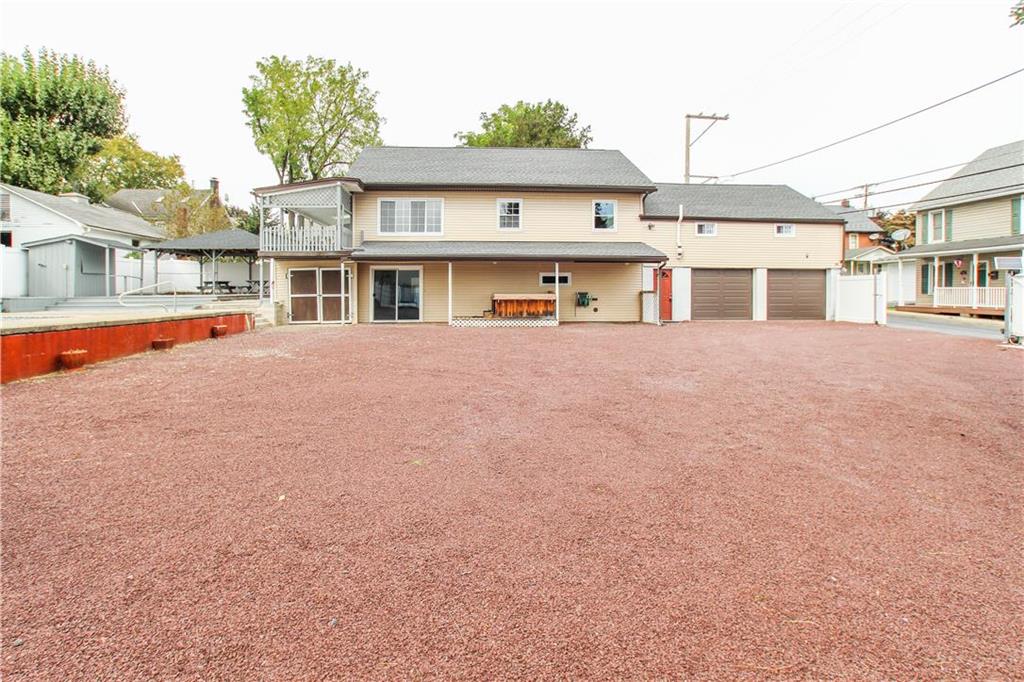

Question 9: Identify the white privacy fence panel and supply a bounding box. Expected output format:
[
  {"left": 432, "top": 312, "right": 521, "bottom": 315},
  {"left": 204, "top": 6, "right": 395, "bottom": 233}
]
[
  {"left": 835, "top": 273, "right": 886, "bottom": 325},
  {"left": 1, "top": 245, "right": 28, "bottom": 297},
  {"left": 1008, "top": 275, "right": 1023, "bottom": 342},
  {"left": 641, "top": 291, "right": 659, "bottom": 324}
]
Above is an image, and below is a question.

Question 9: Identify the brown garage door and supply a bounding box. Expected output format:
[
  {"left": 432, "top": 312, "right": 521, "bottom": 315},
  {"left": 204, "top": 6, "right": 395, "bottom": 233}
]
[
  {"left": 767, "top": 269, "right": 826, "bottom": 320},
  {"left": 691, "top": 269, "right": 753, "bottom": 320}
]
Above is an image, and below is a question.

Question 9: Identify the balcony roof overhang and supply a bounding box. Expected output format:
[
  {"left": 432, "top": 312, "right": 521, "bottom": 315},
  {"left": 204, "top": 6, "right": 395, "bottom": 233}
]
[
  {"left": 251, "top": 177, "right": 364, "bottom": 196},
  {"left": 351, "top": 240, "right": 668, "bottom": 263}
]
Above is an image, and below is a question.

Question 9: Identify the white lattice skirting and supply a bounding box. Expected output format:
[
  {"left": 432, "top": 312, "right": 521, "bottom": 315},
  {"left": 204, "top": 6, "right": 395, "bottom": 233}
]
[{"left": 450, "top": 317, "right": 558, "bottom": 328}]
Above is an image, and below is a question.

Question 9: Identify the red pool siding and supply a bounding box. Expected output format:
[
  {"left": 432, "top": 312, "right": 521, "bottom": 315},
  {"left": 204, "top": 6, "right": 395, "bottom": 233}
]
[{"left": 1, "top": 313, "right": 252, "bottom": 383}]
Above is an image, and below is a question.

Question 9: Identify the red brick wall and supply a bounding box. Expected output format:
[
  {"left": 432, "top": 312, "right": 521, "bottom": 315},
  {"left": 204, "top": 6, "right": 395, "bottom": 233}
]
[{"left": 1, "top": 313, "right": 252, "bottom": 383}]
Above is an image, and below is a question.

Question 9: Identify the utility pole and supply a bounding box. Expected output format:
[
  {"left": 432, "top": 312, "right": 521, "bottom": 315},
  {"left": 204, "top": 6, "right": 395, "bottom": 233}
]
[
  {"left": 862, "top": 183, "right": 870, "bottom": 209},
  {"left": 684, "top": 112, "right": 729, "bottom": 183}
]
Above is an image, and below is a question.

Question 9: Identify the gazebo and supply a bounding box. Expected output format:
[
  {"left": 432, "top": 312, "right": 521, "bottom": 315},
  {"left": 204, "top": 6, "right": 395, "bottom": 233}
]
[{"left": 146, "top": 228, "right": 263, "bottom": 295}]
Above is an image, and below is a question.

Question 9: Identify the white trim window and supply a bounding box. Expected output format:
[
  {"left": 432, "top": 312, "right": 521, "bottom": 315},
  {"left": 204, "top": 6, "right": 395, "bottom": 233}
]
[
  {"left": 775, "top": 223, "right": 796, "bottom": 237},
  {"left": 378, "top": 198, "right": 443, "bottom": 234},
  {"left": 593, "top": 200, "right": 617, "bottom": 231},
  {"left": 929, "top": 209, "right": 944, "bottom": 243},
  {"left": 497, "top": 199, "right": 522, "bottom": 230},
  {"left": 848, "top": 233, "right": 858, "bottom": 249},
  {"left": 695, "top": 222, "right": 717, "bottom": 237},
  {"left": 539, "top": 272, "right": 571, "bottom": 286}
]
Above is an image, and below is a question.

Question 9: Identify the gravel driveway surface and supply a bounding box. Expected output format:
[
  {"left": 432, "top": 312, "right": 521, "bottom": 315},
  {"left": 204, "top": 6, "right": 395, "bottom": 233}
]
[{"left": 2, "top": 322, "right": 1021, "bottom": 678}]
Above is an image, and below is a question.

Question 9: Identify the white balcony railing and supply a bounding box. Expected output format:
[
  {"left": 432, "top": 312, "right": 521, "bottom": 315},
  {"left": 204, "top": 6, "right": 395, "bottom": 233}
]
[
  {"left": 260, "top": 223, "right": 353, "bottom": 252},
  {"left": 934, "top": 286, "right": 1006, "bottom": 308}
]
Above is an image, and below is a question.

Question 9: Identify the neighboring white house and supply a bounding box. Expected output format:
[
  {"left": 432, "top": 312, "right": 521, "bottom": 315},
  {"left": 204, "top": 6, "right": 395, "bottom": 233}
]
[{"left": 0, "top": 182, "right": 165, "bottom": 249}]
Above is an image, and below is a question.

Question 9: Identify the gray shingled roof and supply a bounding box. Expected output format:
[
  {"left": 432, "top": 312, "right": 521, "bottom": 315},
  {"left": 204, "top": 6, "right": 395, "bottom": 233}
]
[
  {"left": 148, "top": 228, "right": 258, "bottom": 253},
  {"left": 353, "top": 240, "right": 667, "bottom": 262},
  {"left": 912, "top": 140, "right": 1024, "bottom": 211},
  {"left": 829, "top": 205, "right": 881, "bottom": 233},
  {"left": 643, "top": 183, "right": 843, "bottom": 222},
  {"left": 348, "top": 147, "right": 656, "bottom": 191},
  {"left": 105, "top": 187, "right": 212, "bottom": 221},
  {"left": 892, "top": 234, "right": 1024, "bottom": 258},
  {"left": 2, "top": 183, "right": 165, "bottom": 240}
]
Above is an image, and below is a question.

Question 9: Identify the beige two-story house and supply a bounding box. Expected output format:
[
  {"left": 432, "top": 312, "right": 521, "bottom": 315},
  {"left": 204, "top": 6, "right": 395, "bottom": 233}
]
[
  {"left": 887, "top": 139, "right": 1024, "bottom": 313},
  {"left": 252, "top": 146, "right": 844, "bottom": 325}
]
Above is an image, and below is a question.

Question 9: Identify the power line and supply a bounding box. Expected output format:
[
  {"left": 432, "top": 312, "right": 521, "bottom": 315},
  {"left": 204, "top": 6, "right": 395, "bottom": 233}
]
[
  {"left": 725, "top": 66, "right": 1024, "bottom": 179},
  {"left": 813, "top": 147, "right": 1024, "bottom": 199},
  {"left": 826, "top": 162, "right": 1024, "bottom": 203},
  {"left": 832, "top": 183, "right": 1024, "bottom": 214}
]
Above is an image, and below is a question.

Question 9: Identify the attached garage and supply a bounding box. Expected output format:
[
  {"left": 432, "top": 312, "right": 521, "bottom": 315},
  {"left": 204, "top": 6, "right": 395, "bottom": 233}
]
[
  {"left": 691, "top": 268, "right": 752, "bottom": 320},
  {"left": 767, "top": 269, "right": 826, "bottom": 320}
]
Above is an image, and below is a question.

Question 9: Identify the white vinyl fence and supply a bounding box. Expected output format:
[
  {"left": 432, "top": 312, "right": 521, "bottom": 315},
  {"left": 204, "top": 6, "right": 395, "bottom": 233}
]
[
  {"left": 834, "top": 273, "right": 887, "bottom": 324},
  {"left": 1, "top": 245, "right": 28, "bottom": 297},
  {"left": 1007, "top": 274, "right": 1023, "bottom": 343}
]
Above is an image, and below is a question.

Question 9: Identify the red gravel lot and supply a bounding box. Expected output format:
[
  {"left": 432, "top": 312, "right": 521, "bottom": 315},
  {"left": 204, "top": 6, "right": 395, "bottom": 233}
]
[{"left": 2, "top": 323, "right": 1022, "bottom": 678}]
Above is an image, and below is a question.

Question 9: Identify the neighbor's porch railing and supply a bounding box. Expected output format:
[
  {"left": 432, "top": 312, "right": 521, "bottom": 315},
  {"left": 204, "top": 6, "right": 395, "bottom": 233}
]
[
  {"left": 934, "top": 286, "right": 1006, "bottom": 308},
  {"left": 260, "top": 223, "right": 353, "bottom": 252}
]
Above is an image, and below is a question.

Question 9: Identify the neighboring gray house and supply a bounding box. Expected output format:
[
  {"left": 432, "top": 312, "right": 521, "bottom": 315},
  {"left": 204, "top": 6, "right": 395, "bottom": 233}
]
[{"left": 105, "top": 178, "right": 221, "bottom": 224}]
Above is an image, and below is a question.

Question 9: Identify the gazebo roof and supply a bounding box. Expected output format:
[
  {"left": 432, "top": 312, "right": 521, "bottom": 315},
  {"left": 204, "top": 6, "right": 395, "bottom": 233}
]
[{"left": 147, "top": 228, "right": 259, "bottom": 256}]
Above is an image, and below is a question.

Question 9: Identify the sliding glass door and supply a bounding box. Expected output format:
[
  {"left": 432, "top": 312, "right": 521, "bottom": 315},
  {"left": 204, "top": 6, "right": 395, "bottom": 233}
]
[{"left": 372, "top": 266, "right": 421, "bottom": 322}]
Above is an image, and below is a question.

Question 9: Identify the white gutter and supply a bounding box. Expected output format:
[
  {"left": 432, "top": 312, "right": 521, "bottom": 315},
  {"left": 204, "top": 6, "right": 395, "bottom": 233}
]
[
  {"left": 892, "top": 242, "right": 1024, "bottom": 259},
  {"left": 676, "top": 204, "right": 684, "bottom": 254}
]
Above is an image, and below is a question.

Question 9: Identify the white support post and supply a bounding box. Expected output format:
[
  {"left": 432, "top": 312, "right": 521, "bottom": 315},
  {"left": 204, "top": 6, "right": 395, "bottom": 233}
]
[
  {"left": 104, "top": 246, "right": 110, "bottom": 296},
  {"left": 896, "top": 259, "right": 904, "bottom": 306},
  {"left": 655, "top": 265, "right": 662, "bottom": 325},
  {"left": 447, "top": 261, "right": 453, "bottom": 325},
  {"left": 258, "top": 258, "right": 264, "bottom": 302},
  {"left": 350, "top": 262, "right": 358, "bottom": 324},
  {"left": 933, "top": 256, "right": 939, "bottom": 300},
  {"left": 336, "top": 183, "right": 343, "bottom": 251},
  {"left": 971, "top": 252, "right": 978, "bottom": 308},
  {"left": 270, "top": 257, "right": 276, "bottom": 305},
  {"left": 554, "top": 262, "right": 560, "bottom": 323}
]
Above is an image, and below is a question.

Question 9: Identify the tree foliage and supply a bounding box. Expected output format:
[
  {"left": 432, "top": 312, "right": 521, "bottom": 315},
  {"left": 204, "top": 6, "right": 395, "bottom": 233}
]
[
  {"left": 875, "top": 209, "right": 916, "bottom": 249},
  {"left": 242, "top": 56, "right": 383, "bottom": 184},
  {"left": 72, "top": 135, "right": 185, "bottom": 202},
  {"left": 227, "top": 203, "right": 278, "bottom": 235},
  {"left": 1013, "top": 1, "right": 1024, "bottom": 26},
  {"left": 157, "top": 187, "right": 231, "bottom": 239},
  {"left": 1, "top": 49, "right": 126, "bottom": 193},
  {"left": 456, "top": 100, "right": 593, "bottom": 148}
]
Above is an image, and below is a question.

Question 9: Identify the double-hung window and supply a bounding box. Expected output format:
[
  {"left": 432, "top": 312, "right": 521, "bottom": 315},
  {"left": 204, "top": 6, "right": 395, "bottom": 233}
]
[
  {"left": 593, "top": 200, "right": 616, "bottom": 230},
  {"left": 379, "top": 198, "right": 443, "bottom": 234},
  {"left": 848, "top": 233, "right": 858, "bottom": 249},
  {"left": 497, "top": 199, "right": 522, "bottom": 230},
  {"left": 695, "top": 222, "right": 717, "bottom": 237},
  {"left": 929, "top": 210, "right": 944, "bottom": 243},
  {"left": 775, "top": 223, "right": 796, "bottom": 237}
]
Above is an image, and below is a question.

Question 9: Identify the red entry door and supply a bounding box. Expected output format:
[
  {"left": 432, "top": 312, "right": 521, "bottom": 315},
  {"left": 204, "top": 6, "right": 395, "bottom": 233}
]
[{"left": 659, "top": 268, "right": 673, "bottom": 321}]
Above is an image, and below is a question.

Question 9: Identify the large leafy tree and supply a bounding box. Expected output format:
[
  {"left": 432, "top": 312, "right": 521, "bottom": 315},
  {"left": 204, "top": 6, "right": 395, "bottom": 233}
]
[
  {"left": 72, "top": 135, "right": 185, "bottom": 202},
  {"left": 1, "top": 49, "right": 126, "bottom": 193},
  {"left": 456, "top": 100, "right": 593, "bottom": 148},
  {"left": 1013, "top": 1, "right": 1023, "bottom": 26},
  {"left": 242, "top": 56, "right": 383, "bottom": 184},
  {"left": 157, "top": 186, "right": 231, "bottom": 239}
]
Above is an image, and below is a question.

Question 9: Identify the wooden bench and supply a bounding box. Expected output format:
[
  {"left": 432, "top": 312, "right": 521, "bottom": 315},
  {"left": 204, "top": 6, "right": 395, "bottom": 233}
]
[{"left": 492, "top": 293, "right": 556, "bottom": 318}]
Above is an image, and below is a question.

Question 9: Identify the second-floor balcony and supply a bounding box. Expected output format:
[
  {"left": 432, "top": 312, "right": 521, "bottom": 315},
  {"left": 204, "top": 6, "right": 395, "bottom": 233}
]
[{"left": 253, "top": 178, "right": 360, "bottom": 254}]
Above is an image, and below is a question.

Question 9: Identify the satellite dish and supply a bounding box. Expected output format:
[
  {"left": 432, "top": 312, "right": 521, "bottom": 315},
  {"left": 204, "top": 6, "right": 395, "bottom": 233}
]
[
  {"left": 868, "top": 232, "right": 881, "bottom": 240},
  {"left": 891, "top": 228, "right": 911, "bottom": 242}
]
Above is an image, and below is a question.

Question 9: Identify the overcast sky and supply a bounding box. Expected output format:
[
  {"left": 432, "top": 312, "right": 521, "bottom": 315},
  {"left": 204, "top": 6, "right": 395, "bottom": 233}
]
[{"left": 2, "top": 0, "right": 1022, "bottom": 211}]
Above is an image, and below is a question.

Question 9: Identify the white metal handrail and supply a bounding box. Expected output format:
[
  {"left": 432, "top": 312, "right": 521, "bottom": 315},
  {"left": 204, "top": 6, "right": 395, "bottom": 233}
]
[{"left": 118, "top": 281, "right": 178, "bottom": 312}]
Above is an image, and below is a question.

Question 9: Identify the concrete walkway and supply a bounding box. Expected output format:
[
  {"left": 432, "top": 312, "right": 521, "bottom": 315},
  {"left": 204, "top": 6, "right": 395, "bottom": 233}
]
[{"left": 886, "top": 310, "right": 1004, "bottom": 340}]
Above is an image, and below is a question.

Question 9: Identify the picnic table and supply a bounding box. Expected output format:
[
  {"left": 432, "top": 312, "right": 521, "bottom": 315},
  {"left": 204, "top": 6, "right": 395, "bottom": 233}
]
[{"left": 199, "top": 280, "right": 235, "bottom": 294}]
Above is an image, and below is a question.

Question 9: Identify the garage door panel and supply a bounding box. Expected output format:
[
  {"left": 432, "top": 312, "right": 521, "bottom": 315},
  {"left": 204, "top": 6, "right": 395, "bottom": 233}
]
[
  {"left": 691, "top": 269, "right": 752, "bottom": 320},
  {"left": 767, "top": 270, "right": 825, "bottom": 320}
]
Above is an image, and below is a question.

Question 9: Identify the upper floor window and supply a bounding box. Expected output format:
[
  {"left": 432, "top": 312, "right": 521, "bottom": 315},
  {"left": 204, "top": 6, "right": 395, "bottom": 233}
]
[
  {"left": 848, "top": 233, "right": 858, "bottom": 249},
  {"left": 497, "top": 199, "right": 522, "bottom": 230},
  {"left": 0, "top": 193, "right": 10, "bottom": 221},
  {"left": 593, "top": 200, "right": 616, "bottom": 230},
  {"left": 774, "top": 223, "right": 796, "bottom": 237},
  {"left": 379, "top": 198, "right": 443, "bottom": 234},
  {"left": 929, "top": 210, "right": 944, "bottom": 242},
  {"left": 695, "top": 222, "right": 717, "bottom": 237}
]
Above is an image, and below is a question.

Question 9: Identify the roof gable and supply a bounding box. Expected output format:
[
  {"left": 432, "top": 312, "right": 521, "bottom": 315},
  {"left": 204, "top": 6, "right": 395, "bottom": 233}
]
[
  {"left": 828, "top": 205, "right": 881, "bottom": 233},
  {"left": 348, "top": 146, "right": 656, "bottom": 191},
  {"left": 643, "top": 183, "right": 843, "bottom": 223},
  {"left": 912, "top": 140, "right": 1024, "bottom": 211},
  {"left": 1, "top": 183, "right": 165, "bottom": 240}
]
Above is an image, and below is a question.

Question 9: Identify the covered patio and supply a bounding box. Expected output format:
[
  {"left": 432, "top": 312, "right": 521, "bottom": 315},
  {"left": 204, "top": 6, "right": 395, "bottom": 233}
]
[
  {"left": 146, "top": 228, "right": 265, "bottom": 297},
  {"left": 351, "top": 240, "right": 667, "bottom": 326}
]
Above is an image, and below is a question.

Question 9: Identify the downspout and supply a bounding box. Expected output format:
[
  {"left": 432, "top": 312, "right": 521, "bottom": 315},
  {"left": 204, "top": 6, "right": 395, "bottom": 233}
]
[{"left": 676, "top": 204, "right": 684, "bottom": 258}]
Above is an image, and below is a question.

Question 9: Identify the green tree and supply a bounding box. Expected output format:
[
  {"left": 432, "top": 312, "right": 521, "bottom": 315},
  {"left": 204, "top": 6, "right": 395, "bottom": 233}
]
[
  {"left": 157, "top": 186, "right": 231, "bottom": 239},
  {"left": 242, "top": 56, "right": 383, "bottom": 184},
  {"left": 1013, "top": 1, "right": 1024, "bottom": 26},
  {"left": 72, "top": 135, "right": 185, "bottom": 202},
  {"left": 456, "top": 100, "right": 593, "bottom": 148},
  {"left": 876, "top": 209, "right": 917, "bottom": 249},
  {"left": 1, "top": 49, "right": 126, "bottom": 193},
  {"left": 227, "top": 203, "right": 278, "bottom": 234}
]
